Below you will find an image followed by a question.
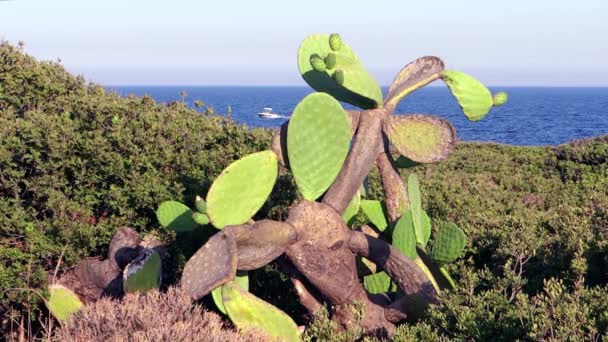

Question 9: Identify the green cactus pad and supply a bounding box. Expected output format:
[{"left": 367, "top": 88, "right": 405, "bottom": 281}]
[
  {"left": 156, "top": 201, "right": 198, "bottom": 232},
  {"left": 394, "top": 155, "right": 419, "bottom": 169},
  {"left": 181, "top": 232, "right": 238, "bottom": 300},
  {"left": 46, "top": 284, "right": 83, "bottom": 321},
  {"left": 384, "top": 115, "right": 456, "bottom": 164},
  {"left": 360, "top": 200, "right": 389, "bottom": 232},
  {"left": 325, "top": 53, "right": 337, "bottom": 70},
  {"left": 407, "top": 173, "right": 431, "bottom": 247},
  {"left": 343, "top": 190, "right": 361, "bottom": 224},
  {"left": 212, "top": 271, "right": 249, "bottom": 315},
  {"left": 206, "top": 151, "right": 278, "bottom": 229},
  {"left": 441, "top": 70, "right": 494, "bottom": 121},
  {"left": 439, "top": 266, "right": 457, "bottom": 289},
  {"left": 493, "top": 91, "right": 508, "bottom": 106},
  {"left": 287, "top": 93, "right": 351, "bottom": 200},
  {"left": 392, "top": 210, "right": 417, "bottom": 259},
  {"left": 123, "top": 248, "right": 162, "bottom": 294},
  {"left": 419, "top": 210, "right": 432, "bottom": 248},
  {"left": 329, "top": 33, "right": 343, "bottom": 51},
  {"left": 430, "top": 223, "right": 466, "bottom": 263},
  {"left": 195, "top": 195, "right": 207, "bottom": 213},
  {"left": 384, "top": 56, "right": 445, "bottom": 112},
  {"left": 192, "top": 212, "right": 210, "bottom": 225},
  {"left": 298, "top": 34, "right": 383, "bottom": 109},
  {"left": 364, "top": 271, "right": 393, "bottom": 294},
  {"left": 222, "top": 281, "right": 300, "bottom": 341},
  {"left": 310, "top": 55, "right": 326, "bottom": 72}
]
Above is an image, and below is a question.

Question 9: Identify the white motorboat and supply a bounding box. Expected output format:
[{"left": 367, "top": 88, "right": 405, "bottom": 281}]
[{"left": 257, "top": 107, "right": 287, "bottom": 119}]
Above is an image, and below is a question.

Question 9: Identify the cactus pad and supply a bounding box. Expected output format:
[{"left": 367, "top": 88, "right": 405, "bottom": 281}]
[
  {"left": 384, "top": 56, "right": 445, "bottom": 112},
  {"left": 122, "top": 248, "right": 162, "bottom": 294},
  {"left": 343, "top": 190, "right": 361, "bottom": 224},
  {"left": 430, "top": 223, "right": 466, "bottom": 263},
  {"left": 181, "top": 232, "right": 238, "bottom": 300},
  {"left": 407, "top": 173, "right": 431, "bottom": 247},
  {"left": 156, "top": 201, "right": 198, "bottom": 232},
  {"left": 46, "top": 284, "right": 83, "bottom": 321},
  {"left": 298, "top": 33, "right": 383, "bottom": 109},
  {"left": 384, "top": 115, "right": 456, "bottom": 163},
  {"left": 391, "top": 210, "right": 417, "bottom": 259},
  {"left": 441, "top": 70, "right": 493, "bottom": 121},
  {"left": 212, "top": 271, "right": 249, "bottom": 315},
  {"left": 287, "top": 93, "right": 351, "bottom": 200},
  {"left": 493, "top": 91, "right": 508, "bottom": 106},
  {"left": 222, "top": 281, "right": 300, "bottom": 341},
  {"left": 192, "top": 212, "right": 210, "bottom": 225},
  {"left": 206, "top": 151, "right": 278, "bottom": 229},
  {"left": 364, "top": 271, "right": 393, "bottom": 294},
  {"left": 360, "top": 200, "right": 389, "bottom": 233}
]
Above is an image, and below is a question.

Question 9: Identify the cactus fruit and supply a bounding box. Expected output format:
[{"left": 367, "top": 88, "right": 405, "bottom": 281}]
[
  {"left": 310, "top": 55, "right": 326, "bottom": 72},
  {"left": 195, "top": 195, "right": 207, "bottom": 213},
  {"left": 222, "top": 281, "right": 300, "bottom": 342},
  {"left": 333, "top": 69, "right": 345, "bottom": 85},
  {"left": 384, "top": 115, "right": 457, "bottom": 164},
  {"left": 360, "top": 200, "right": 389, "bottom": 232},
  {"left": 212, "top": 271, "right": 249, "bottom": 315},
  {"left": 441, "top": 70, "right": 494, "bottom": 121},
  {"left": 343, "top": 190, "right": 361, "bottom": 224},
  {"left": 329, "top": 33, "right": 343, "bottom": 51},
  {"left": 287, "top": 93, "right": 351, "bottom": 200},
  {"left": 206, "top": 150, "right": 278, "bottom": 229},
  {"left": 324, "top": 53, "right": 337, "bottom": 70},
  {"left": 391, "top": 210, "right": 418, "bottom": 259},
  {"left": 384, "top": 56, "right": 445, "bottom": 112},
  {"left": 123, "top": 248, "right": 162, "bottom": 294},
  {"left": 429, "top": 223, "right": 466, "bottom": 263},
  {"left": 298, "top": 34, "right": 383, "bottom": 109},
  {"left": 493, "top": 91, "right": 508, "bottom": 106},
  {"left": 46, "top": 284, "right": 84, "bottom": 321},
  {"left": 192, "top": 212, "right": 210, "bottom": 225},
  {"left": 156, "top": 201, "right": 198, "bottom": 232}
]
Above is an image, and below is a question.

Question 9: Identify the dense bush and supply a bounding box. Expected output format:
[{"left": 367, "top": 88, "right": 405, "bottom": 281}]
[{"left": 1, "top": 42, "right": 607, "bottom": 340}]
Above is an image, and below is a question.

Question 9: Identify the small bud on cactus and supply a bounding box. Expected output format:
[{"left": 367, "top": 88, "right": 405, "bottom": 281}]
[
  {"left": 333, "top": 70, "right": 345, "bottom": 85},
  {"left": 192, "top": 212, "right": 210, "bottom": 225},
  {"left": 493, "top": 91, "right": 508, "bottom": 106},
  {"left": 195, "top": 195, "right": 207, "bottom": 213},
  {"left": 310, "top": 55, "right": 326, "bottom": 72},
  {"left": 329, "top": 33, "right": 342, "bottom": 51},
  {"left": 325, "top": 53, "right": 337, "bottom": 70}
]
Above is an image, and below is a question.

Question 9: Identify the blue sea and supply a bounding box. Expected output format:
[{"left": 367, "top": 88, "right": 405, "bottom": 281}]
[{"left": 108, "top": 86, "right": 608, "bottom": 146}]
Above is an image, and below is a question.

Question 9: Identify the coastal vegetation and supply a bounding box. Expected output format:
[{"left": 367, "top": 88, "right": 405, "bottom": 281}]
[{"left": 1, "top": 40, "right": 607, "bottom": 341}]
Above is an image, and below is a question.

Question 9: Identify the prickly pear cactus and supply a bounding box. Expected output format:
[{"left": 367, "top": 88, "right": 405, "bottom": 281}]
[
  {"left": 287, "top": 93, "right": 351, "bottom": 200},
  {"left": 360, "top": 200, "right": 389, "bottom": 232},
  {"left": 212, "top": 271, "right": 249, "bottom": 315},
  {"left": 343, "top": 190, "right": 361, "bottom": 224},
  {"left": 46, "top": 284, "right": 84, "bottom": 321},
  {"left": 407, "top": 173, "right": 430, "bottom": 247},
  {"left": 441, "top": 70, "right": 495, "bottom": 121},
  {"left": 429, "top": 223, "right": 466, "bottom": 263},
  {"left": 493, "top": 91, "right": 509, "bottom": 106},
  {"left": 222, "top": 281, "right": 300, "bottom": 341},
  {"left": 206, "top": 150, "right": 278, "bottom": 228},
  {"left": 156, "top": 201, "right": 198, "bottom": 232},
  {"left": 391, "top": 210, "right": 418, "bottom": 259},
  {"left": 298, "top": 34, "right": 383, "bottom": 109},
  {"left": 122, "top": 248, "right": 162, "bottom": 294}
]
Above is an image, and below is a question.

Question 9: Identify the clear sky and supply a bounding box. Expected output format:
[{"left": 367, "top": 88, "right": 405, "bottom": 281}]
[{"left": 1, "top": 0, "right": 607, "bottom": 86}]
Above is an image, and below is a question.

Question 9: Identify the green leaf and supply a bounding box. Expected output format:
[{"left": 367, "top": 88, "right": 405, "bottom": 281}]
[
  {"left": 441, "top": 70, "right": 493, "bottom": 121},
  {"left": 343, "top": 190, "right": 361, "bottom": 224},
  {"left": 363, "top": 271, "right": 392, "bottom": 294},
  {"left": 360, "top": 200, "right": 389, "bottom": 232},
  {"left": 430, "top": 223, "right": 466, "bottom": 263},
  {"left": 212, "top": 271, "right": 249, "bottom": 315},
  {"left": 392, "top": 210, "right": 417, "bottom": 259},
  {"left": 123, "top": 248, "right": 162, "bottom": 294},
  {"left": 46, "top": 284, "right": 83, "bottom": 321},
  {"left": 223, "top": 281, "right": 300, "bottom": 341},
  {"left": 287, "top": 93, "right": 351, "bottom": 200},
  {"left": 206, "top": 151, "right": 278, "bottom": 229},
  {"left": 407, "top": 173, "right": 426, "bottom": 246},
  {"left": 156, "top": 201, "right": 198, "bottom": 232}
]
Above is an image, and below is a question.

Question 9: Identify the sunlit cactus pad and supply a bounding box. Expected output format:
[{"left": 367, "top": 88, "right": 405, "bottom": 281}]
[
  {"left": 156, "top": 201, "right": 198, "bottom": 232},
  {"left": 493, "top": 91, "right": 508, "bottom": 106},
  {"left": 46, "top": 284, "right": 84, "bottom": 321},
  {"left": 298, "top": 33, "right": 383, "bottom": 109},
  {"left": 222, "top": 281, "right": 300, "bottom": 341},
  {"left": 122, "top": 248, "right": 162, "bottom": 294},
  {"left": 392, "top": 210, "right": 418, "bottom": 259},
  {"left": 343, "top": 189, "right": 361, "bottom": 223},
  {"left": 441, "top": 70, "right": 494, "bottom": 121},
  {"left": 363, "top": 271, "right": 393, "bottom": 294},
  {"left": 430, "top": 223, "right": 467, "bottom": 263},
  {"left": 360, "top": 200, "right": 389, "bottom": 232},
  {"left": 287, "top": 93, "right": 351, "bottom": 200},
  {"left": 212, "top": 271, "right": 249, "bottom": 315},
  {"left": 206, "top": 150, "right": 278, "bottom": 229},
  {"left": 385, "top": 115, "right": 457, "bottom": 164}
]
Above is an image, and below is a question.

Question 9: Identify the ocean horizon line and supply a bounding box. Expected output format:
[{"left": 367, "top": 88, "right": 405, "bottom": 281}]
[{"left": 106, "top": 84, "right": 608, "bottom": 89}]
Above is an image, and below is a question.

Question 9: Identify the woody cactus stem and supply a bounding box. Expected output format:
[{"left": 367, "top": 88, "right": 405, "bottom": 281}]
[{"left": 323, "top": 109, "right": 387, "bottom": 214}]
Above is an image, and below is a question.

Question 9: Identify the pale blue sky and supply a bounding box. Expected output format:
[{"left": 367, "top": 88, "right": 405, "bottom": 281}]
[{"left": 1, "top": 0, "right": 607, "bottom": 86}]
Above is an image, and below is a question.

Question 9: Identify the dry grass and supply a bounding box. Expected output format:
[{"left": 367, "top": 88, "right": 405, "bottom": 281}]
[{"left": 53, "top": 287, "right": 272, "bottom": 342}]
